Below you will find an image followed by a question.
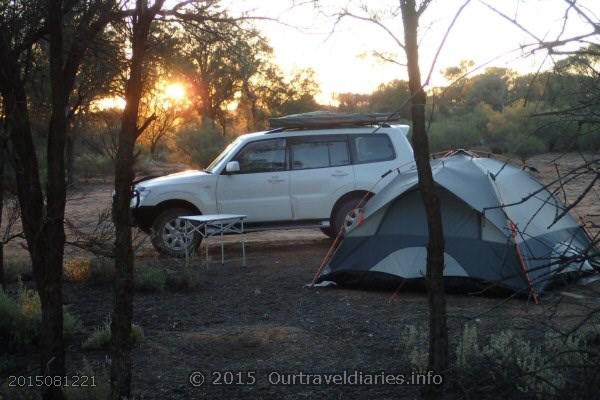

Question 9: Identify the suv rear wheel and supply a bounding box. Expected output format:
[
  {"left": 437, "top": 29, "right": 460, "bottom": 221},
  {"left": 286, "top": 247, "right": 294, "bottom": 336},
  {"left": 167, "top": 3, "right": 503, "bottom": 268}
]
[
  {"left": 151, "top": 208, "right": 201, "bottom": 257},
  {"left": 331, "top": 196, "right": 365, "bottom": 238}
]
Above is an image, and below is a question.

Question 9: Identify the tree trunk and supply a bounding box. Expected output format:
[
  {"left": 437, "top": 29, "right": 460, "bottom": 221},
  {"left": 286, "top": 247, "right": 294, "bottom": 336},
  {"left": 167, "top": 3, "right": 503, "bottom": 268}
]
[
  {"left": 66, "top": 133, "right": 75, "bottom": 185},
  {"left": 40, "top": 1, "right": 70, "bottom": 398},
  {"left": 1, "top": 3, "right": 112, "bottom": 399},
  {"left": 400, "top": 2, "right": 448, "bottom": 399},
  {"left": 3, "top": 72, "right": 65, "bottom": 399},
  {"left": 111, "top": 1, "right": 162, "bottom": 398},
  {"left": 0, "top": 139, "right": 5, "bottom": 291}
]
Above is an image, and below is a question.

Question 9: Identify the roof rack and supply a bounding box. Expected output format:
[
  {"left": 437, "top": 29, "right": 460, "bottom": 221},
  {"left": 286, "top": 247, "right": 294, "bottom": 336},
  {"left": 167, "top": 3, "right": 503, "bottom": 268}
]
[{"left": 267, "top": 111, "right": 403, "bottom": 130}]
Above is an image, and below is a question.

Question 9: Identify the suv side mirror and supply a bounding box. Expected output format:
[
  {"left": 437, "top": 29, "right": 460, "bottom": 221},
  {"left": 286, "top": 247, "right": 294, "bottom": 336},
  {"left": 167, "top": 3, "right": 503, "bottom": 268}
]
[{"left": 225, "top": 161, "right": 240, "bottom": 173}]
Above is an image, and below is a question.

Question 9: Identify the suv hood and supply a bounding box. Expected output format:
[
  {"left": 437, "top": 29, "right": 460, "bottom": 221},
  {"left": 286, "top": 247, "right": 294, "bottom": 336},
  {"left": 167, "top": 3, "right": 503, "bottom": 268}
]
[{"left": 137, "top": 170, "right": 211, "bottom": 188}]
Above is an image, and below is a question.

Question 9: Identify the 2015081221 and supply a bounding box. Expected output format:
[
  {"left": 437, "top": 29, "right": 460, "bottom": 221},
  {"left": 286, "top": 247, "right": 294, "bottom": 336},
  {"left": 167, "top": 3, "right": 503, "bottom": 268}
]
[{"left": 7, "top": 375, "right": 96, "bottom": 387}]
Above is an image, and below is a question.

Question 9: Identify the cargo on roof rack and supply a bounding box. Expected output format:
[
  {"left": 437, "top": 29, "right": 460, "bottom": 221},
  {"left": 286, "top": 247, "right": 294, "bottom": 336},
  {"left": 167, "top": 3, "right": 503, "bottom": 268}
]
[{"left": 268, "top": 111, "right": 402, "bottom": 129}]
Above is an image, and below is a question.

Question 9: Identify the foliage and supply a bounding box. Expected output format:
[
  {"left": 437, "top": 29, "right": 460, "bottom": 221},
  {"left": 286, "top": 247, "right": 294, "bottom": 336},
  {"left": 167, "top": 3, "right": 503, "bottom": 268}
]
[
  {"left": 89, "top": 257, "right": 115, "bottom": 285},
  {"left": 73, "top": 154, "right": 114, "bottom": 180},
  {"left": 82, "top": 318, "right": 144, "bottom": 351},
  {"left": 63, "top": 257, "right": 115, "bottom": 285},
  {"left": 334, "top": 54, "right": 600, "bottom": 157},
  {"left": 174, "top": 119, "right": 227, "bottom": 168},
  {"left": 398, "top": 323, "right": 600, "bottom": 399},
  {"left": 398, "top": 324, "right": 429, "bottom": 371},
  {"left": 64, "top": 358, "right": 110, "bottom": 400},
  {"left": 135, "top": 266, "right": 167, "bottom": 292},
  {"left": 0, "top": 286, "right": 81, "bottom": 349},
  {"left": 4, "top": 258, "right": 33, "bottom": 283},
  {"left": 165, "top": 266, "right": 202, "bottom": 291},
  {"left": 64, "top": 258, "right": 93, "bottom": 283}
]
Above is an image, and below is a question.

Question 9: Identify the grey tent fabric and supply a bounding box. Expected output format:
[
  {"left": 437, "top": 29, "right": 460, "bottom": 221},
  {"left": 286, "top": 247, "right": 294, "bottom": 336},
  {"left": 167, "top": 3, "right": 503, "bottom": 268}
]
[
  {"left": 269, "top": 111, "right": 402, "bottom": 129},
  {"left": 318, "top": 153, "right": 598, "bottom": 296}
]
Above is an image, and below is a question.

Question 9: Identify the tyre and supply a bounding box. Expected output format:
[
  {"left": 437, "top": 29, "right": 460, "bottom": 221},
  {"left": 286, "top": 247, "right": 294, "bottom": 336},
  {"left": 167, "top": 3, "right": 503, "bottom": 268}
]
[
  {"left": 320, "top": 227, "right": 336, "bottom": 239},
  {"left": 151, "top": 208, "right": 202, "bottom": 257},
  {"left": 332, "top": 196, "right": 366, "bottom": 237}
]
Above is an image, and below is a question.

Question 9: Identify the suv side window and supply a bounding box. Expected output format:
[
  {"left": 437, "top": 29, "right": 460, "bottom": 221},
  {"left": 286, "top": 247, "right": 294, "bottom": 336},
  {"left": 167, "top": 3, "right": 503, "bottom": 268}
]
[
  {"left": 233, "top": 139, "right": 286, "bottom": 173},
  {"left": 290, "top": 137, "right": 351, "bottom": 170},
  {"left": 351, "top": 134, "right": 395, "bottom": 164}
]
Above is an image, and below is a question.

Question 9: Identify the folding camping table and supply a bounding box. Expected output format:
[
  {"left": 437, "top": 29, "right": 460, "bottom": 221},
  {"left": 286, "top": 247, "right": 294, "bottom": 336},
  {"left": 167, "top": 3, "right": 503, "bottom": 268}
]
[{"left": 177, "top": 214, "right": 247, "bottom": 266}]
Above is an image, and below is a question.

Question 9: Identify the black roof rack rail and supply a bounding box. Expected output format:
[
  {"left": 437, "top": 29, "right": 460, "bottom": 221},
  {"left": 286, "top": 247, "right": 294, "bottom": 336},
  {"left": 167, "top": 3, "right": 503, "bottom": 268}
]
[{"left": 265, "top": 127, "right": 287, "bottom": 134}]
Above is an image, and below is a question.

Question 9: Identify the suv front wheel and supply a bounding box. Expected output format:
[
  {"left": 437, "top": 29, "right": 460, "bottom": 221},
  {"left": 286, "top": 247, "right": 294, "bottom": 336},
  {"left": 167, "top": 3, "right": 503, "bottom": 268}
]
[{"left": 151, "top": 208, "right": 202, "bottom": 257}]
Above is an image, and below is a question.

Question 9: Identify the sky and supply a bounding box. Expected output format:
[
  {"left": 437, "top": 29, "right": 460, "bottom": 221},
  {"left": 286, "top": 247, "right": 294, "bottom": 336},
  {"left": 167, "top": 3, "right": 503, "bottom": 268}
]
[{"left": 224, "top": 0, "right": 599, "bottom": 104}]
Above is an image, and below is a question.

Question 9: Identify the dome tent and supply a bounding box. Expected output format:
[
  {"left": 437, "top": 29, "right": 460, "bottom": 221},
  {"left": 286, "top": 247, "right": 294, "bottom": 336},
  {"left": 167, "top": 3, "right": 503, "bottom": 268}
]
[{"left": 317, "top": 152, "right": 598, "bottom": 298}]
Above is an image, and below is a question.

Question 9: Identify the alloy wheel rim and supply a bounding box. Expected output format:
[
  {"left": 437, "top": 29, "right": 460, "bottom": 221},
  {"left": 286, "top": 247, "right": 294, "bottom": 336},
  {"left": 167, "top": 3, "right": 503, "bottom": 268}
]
[{"left": 162, "top": 218, "right": 194, "bottom": 251}]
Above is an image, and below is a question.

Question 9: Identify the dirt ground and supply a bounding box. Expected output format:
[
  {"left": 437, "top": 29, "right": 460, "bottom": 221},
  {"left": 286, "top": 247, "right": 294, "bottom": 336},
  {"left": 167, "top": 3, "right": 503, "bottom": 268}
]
[{"left": 2, "top": 152, "right": 600, "bottom": 399}]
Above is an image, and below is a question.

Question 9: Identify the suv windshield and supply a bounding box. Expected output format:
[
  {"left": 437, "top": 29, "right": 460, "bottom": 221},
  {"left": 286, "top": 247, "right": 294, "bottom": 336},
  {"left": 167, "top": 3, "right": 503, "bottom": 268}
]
[{"left": 205, "top": 139, "right": 240, "bottom": 173}]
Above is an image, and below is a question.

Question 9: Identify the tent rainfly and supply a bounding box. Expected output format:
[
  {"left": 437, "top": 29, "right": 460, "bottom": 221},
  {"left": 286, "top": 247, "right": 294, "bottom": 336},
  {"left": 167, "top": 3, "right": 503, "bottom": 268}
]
[{"left": 317, "top": 152, "right": 598, "bottom": 298}]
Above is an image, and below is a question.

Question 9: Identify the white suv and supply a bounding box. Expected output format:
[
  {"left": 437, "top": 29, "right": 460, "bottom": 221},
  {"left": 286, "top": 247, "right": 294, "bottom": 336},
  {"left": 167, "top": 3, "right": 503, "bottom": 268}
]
[{"left": 132, "top": 125, "right": 414, "bottom": 256}]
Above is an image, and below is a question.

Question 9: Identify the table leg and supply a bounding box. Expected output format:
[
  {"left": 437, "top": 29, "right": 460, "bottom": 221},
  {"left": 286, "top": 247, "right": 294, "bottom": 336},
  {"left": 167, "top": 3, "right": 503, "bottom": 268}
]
[
  {"left": 221, "top": 222, "right": 225, "bottom": 264},
  {"left": 205, "top": 224, "right": 209, "bottom": 268},
  {"left": 241, "top": 220, "right": 246, "bottom": 267},
  {"left": 182, "top": 219, "right": 189, "bottom": 267}
]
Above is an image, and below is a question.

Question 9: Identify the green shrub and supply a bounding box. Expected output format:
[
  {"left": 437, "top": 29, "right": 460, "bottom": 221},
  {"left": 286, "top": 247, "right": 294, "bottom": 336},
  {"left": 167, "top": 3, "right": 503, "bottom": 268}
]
[
  {"left": 577, "top": 129, "right": 600, "bottom": 151},
  {"left": 0, "top": 355, "right": 17, "bottom": 374},
  {"left": 398, "top": 324, "right": 428, "bottom": 371},
  {"left": 455, "top": 322, "right": 479, "bottom": 369},
  {"left": 398, "top": 323, "right": 600, "bottom": 399},
  {"left": 63, "top": 305, "right": 83, "bottom": 339},
  {"left": 505, "top": 133, "right": 547, "bottom": 162},
  {"left": 82, "top": 318, "right": 144, "bottom": 350},
  {"left": 0, "top": 290, "right": 18, "bottom": 342},
  {"left": 4, "top": 258, "right": 33, "bottom": 283},
  {"left": 0, "top": 287, "right": 82, "bottom": 349},
  {"left": 13, "top": 287, "right": 42, "bottom": 345},
  {"left": 166, "top": 267, "right": 201, "bottom": 291},
  {"left": 64, "top": 358, "right": 110, "bottom": 400},
  {"left": 74, "top": 154, "right": 113, "bottom": 179},
  {"left": 174, "top": 120, "right": 227, "bottom": 168},
  {"left": 429, "top": 106, "right": 488, "bottom": 151},
  {"left": 135, "top": 266, "right": 166, "bottom": 292},
  {"left": 89, "top": 257, "right": 115, "bottom": 285}
]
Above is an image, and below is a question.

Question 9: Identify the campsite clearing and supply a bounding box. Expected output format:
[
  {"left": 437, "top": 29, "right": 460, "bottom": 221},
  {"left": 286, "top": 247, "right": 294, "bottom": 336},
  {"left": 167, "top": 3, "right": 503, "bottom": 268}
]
[
  {"left": 2, "top": 153, "right": 599, "bottom": 399},
  {"left": 36, "top": 240, "right": 600, "bottom": 399}
]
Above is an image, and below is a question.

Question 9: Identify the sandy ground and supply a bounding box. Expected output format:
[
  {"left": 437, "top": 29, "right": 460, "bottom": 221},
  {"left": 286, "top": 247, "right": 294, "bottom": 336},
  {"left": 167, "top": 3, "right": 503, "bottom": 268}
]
[{"left": 1, "top": 152, "right": 599, "bottom": 399}]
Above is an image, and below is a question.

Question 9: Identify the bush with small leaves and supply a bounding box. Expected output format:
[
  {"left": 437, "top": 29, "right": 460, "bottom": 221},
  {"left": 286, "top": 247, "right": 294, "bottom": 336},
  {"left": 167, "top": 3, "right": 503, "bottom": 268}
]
[
  {"left": 135, "top": 266, "right": 166, "bottom": 292},
  {"left": 0, "top": 355, "right": 17, "bottom": 374},
  {"left": 82, "top": 318, "right": 144, "bottom": 351},
  {"left": 0, "top": 286, "right": 82, "bottom": 349},
  {"left": 0, "top": 290, "right": 18, "bottom": 343},
  {"left": 398, "top": 324, "right": 428, "bottom": 371},
  {"left": 455, "top": 322, "right": 479, "bottom": 369},
  {"left": 166, "top": 267, "right": 201, "bottom": 291},
  {"left": 89, "top": 257, "right": 115, "bottom": 285},
  {"left": 64, "top": 358, "right": 110, "bottom": 400},
  {"left": 4, "top": 258, "right": 33, "bottom": 283},
  {"left": 63, "top": 258, "right": 92, "bottom": 283}
]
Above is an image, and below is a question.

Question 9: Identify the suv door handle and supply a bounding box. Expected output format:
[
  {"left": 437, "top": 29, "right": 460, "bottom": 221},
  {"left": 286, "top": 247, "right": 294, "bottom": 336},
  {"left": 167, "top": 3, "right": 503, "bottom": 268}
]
[
  {"left": 331, "top": 171, "right": 349, "bottom": 177},
  {"left": 268, "top": 177, "right": 285, "bottom": 183}
]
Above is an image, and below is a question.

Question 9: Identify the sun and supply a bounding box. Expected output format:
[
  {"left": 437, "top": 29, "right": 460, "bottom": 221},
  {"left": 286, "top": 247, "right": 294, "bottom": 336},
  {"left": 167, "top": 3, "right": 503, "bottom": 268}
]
[{"left": 164, "top": 83, "right": 186, "bottom": 100}]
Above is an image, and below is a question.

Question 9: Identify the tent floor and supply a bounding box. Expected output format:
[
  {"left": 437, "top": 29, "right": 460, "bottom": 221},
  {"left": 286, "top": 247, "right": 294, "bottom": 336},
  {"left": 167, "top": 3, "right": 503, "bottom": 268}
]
[{"left": 318, "top": 271, "right": 595, "bottom": 299}]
